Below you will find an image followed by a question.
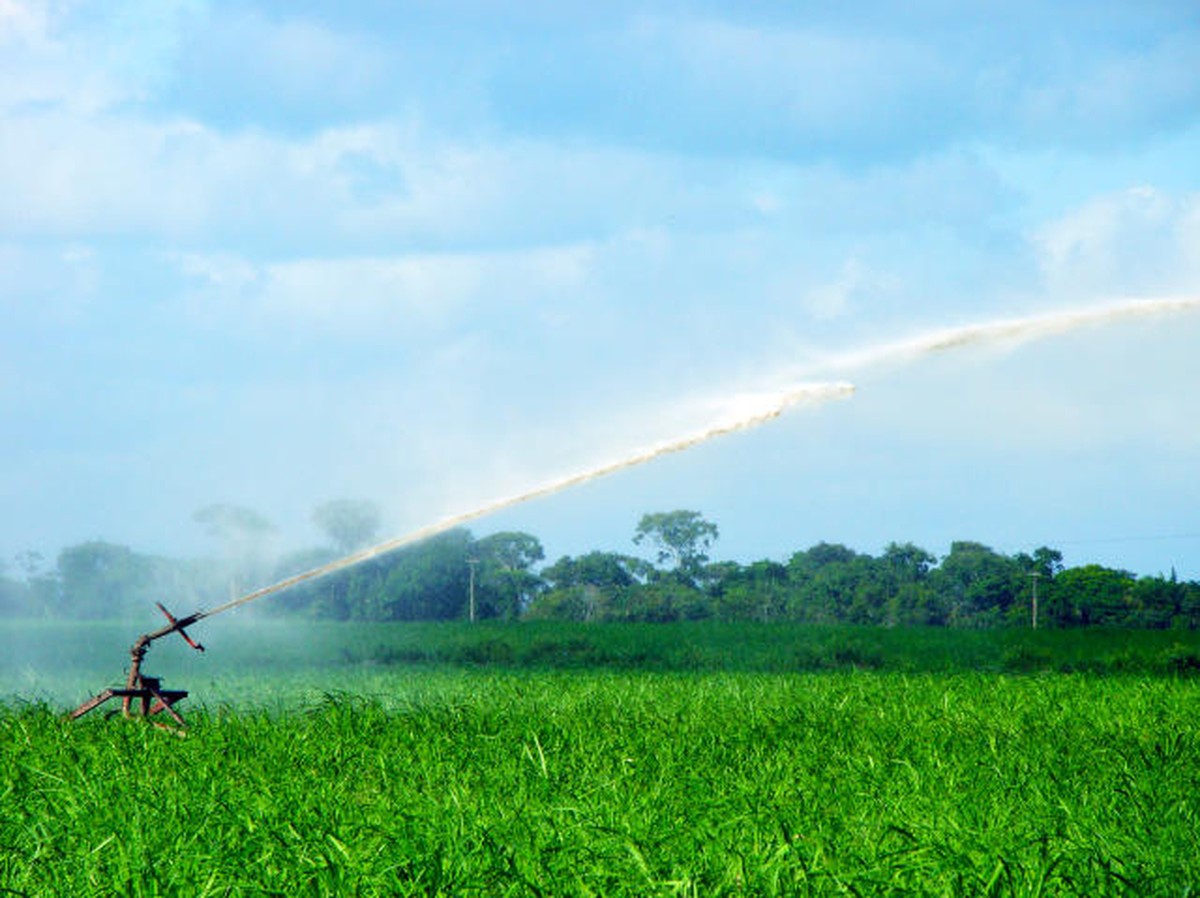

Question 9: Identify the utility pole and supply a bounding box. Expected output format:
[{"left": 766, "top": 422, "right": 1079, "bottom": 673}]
[
  {"left": 1029, "top": 571, "right": 1041, "bottom": 630},
  {"left": 467, "top": 558, "right": 478, "bottom": 623}
]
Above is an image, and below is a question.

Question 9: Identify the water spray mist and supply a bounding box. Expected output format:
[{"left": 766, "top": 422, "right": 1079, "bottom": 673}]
[
  {"left": 68, "top": 294, "right": 1200, "bottom": 725},
  {"left": 795, "top": 295, "right": 1200, "bottom": 377},
  {"left": 66, "top": 380, "right": 853, "bottom": 725}
]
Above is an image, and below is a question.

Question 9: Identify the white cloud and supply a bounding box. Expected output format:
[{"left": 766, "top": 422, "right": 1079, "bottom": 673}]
[
  {"left": 249, "top": 15, "right": 382, "bottom": 97},
  {"left": 0, "top": 114, "right": 403, "bottom": 241},
  {"left": 1011, "top": 31, "right": 1200, "bottom": 146},
  {"left": 671, "top": 17, "right": 942, "bottom": 130},
  {"left": 0, "top": 103, "right": 679, "bottom": 250},
  {"left": 171, "top": 8, "right": 390, "bottom": 118},
  {"left": 802, "top": 258, "right": 865, "bottom": 321},
  {"left": 0, "top": 241, "right": 98, "bottom": 318},
  {"left": 1034, "top": 187, "right": 1200, "bottom": 299},
  {"left": 601, "top": 8, "right": 1200, "bottom": 160},
  {"left": 3, "top": 112, "right": 172, "bottom": 235},
  {"left": 0, "top": 2, "right": 119, "bottom": 113},
  {"left": 0, "top": 0, "right": 42, "bottom": 37},
  {"left": 0, "top": 0, "right": 201, "bottom": 114},
  {"left": 176, "top": 244, "right": 596, "bottom": 338},
  {"left": 620, "top": 14, "right": 954, "bottom": 154}
]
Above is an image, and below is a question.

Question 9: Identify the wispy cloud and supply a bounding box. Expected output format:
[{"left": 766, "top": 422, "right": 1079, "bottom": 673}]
[
  {"left": 0, "top": 0, "right": 201, "bottom": 113},
  {"left": 175, "top": 244, "right": 595, "bottom": 338},
  {"left": 1035, "top": 187, "right": 1200, "bottom": 298}
]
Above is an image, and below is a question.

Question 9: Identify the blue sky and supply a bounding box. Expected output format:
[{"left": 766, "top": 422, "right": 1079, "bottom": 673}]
[{"left": 2, "top": 0, "right": 1199, "bottom": 579}]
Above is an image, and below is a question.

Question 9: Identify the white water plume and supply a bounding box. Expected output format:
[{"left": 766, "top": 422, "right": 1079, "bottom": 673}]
[
  {"left": 198, "top": 293, "right": 1200, "bottom": 621},
  {"left": 196, "top": 381, "right": 855, "bottom": 619},
  {"left": 793, "top": 295, "right": 1200, "bottom": 378}
]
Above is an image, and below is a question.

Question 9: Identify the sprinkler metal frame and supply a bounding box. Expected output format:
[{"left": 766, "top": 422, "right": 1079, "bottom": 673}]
[{"left": 69, "top": 602, "right": 205, "bottom": 726}]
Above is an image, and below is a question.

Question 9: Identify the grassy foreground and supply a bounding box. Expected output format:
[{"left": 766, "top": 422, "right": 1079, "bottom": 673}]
[{"left": 3, "top": 663, "right": 1199, "bottom": 896}]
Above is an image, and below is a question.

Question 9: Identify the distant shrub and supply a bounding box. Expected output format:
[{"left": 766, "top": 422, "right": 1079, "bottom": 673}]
[
  {"left": 832, "top": 644, "right": 885, "bottom": 669},
  {"left": 456, "top": 638, "right": 516, "bottom": 666},
  {"left": 523, "top": 637, "right": 611, "bottom": 667},
  {"left": 1161, "top": 645, "right": 1200, "bottom": 675}
]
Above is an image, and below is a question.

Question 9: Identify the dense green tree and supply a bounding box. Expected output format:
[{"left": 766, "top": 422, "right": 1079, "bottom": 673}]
[
  {"left": 888, "top": 581, "right": 950, "bottom": 627},
  {"left": 1128, "top": 574, "right": 1184, "bottom": 628},
  {"left": 0, "top": 560, "right": 24, "bottom": 617},
  {"left": 267, "top": 547, "right": 343, "bottom": 617},
  {"left": 272, "top": 530, "right": 477, "bottom": 621},
  {"left": 633, "top": 510, "right": 719, "bottom": 582},
  {"left": 9, "top": 550, "right": 61, "bottom": 618},
  {"left": 1049, "top": 564, "right": 1135, "bottom": 627},
  {"left": 312, "top": 500, "right": 383, "bottom": 554},
  {"left": 875, "top": 542, "right": 939, "bottom": 626},
  {"left": 699, "top": 560, "right": 741, "bottom": 594},
  {"left": 471, "top": 532, "right": 545, "bottom": 619},
  {"left": 542, "top": 552, "right": 647, "bottom": 593},
  {"left": 814, "top": 558, "right": 875, "bottom": 623},
  {"left": 710, "top": 560, "right": 787, "bottom": 622},
  {"left": 56, "top": 541, "right": 151, "bottom": 619},
  {"left": 523, "top": 585, "right": 601, "bottom": 621},
  {"left": 785, "top": 544, "right": 871, "bottom": 623},
  {"left": 193, "top": 503, "right": 277, "bottom": 594},
  {"left": 932, "top": 541, "right": 1023, "bottom": 626},
  {"left": 1032, "top": 546, "right": 1065, "bottom": 578},
  {"left": 790, "top": 542, "right": 862, "bottom": 573},
  {"left": 370, "top": 529, "right": 474, "bottom": 621},
  {"left": 1178, "top": 580, "right": 1200, "bottom": 629},
  {"left": 474, "top": 532, "right": 544, "bottom": 572},
  {"left": 605, "top": 580, "right": 708, "bottom": 622},
  {"left": 532, "top": 551, "right": 651, "bottom": 622},
  {"left": 476, "top": 566, "right": 544, "bottom": 619},
  {"left": 881, "top": 542, "right": 936, "bottom": 584}
]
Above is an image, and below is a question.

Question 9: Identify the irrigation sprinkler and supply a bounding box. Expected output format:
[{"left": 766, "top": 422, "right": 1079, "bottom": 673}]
[
  {"left": 66, "top": 552, "right": 370, "bottom": 727},
  {"left": 66, "top": 522, "right": 466, "bottom": 727},
  {"left": 69, "top": 602, "right": 204, "bottom": 726}
]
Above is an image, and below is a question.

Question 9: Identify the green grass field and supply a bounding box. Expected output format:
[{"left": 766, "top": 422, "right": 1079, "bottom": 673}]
[{"left": 3, "top": 622, "right": 1199, "bottom": 895}]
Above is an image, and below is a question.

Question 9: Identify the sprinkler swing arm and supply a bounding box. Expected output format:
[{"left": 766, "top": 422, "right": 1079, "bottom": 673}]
[{"left": 69, "top": 601, "right": 206, "bottom": 726}]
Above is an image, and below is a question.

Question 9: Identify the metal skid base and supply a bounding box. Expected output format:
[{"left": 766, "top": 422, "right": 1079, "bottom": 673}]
[{"left": 70, "top": 676, "right": 189, "bottom": 726}]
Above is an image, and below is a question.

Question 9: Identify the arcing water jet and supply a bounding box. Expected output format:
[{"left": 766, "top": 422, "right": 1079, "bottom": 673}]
[
  {"left": 69, "top": 380, "right": 853, "bottom": 724},
  {"left": 69, "top": 294, "right": 1200, "bottom": 724},
  {"left": 793, "top": 295, "right": 1200, "bottom": 377},
  {"left": 190, "top": 380, "right": 857, "bottom": 621}
]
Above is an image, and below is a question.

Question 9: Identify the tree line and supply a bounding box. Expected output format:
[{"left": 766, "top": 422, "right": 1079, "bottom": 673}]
[{"left": 2, "top": 505, "right": 1197, "bottom": 629}]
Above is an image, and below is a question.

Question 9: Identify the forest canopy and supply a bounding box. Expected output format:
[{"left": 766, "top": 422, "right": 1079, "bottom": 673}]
[{"left": 2, "top": 508, "right": 1197, "bottom": 629}]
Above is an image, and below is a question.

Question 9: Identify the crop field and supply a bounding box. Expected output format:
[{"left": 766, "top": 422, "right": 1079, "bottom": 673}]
[{"left": 3, "top": 622, "right": 1200, "bottom": 896}]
